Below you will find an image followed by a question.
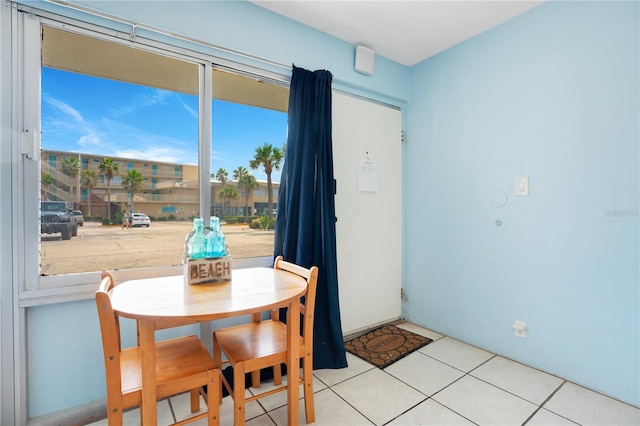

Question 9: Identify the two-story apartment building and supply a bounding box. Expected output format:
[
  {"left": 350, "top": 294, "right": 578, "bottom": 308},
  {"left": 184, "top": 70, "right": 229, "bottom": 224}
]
[{"left": 42, "top": 149, "right": 278, "bottom": 220}]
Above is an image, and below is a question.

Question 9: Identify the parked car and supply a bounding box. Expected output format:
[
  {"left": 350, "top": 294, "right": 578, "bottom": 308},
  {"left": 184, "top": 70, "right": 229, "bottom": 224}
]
[
  {"left": 40, "top": 201, "right": 77, "bottom": 240},
  {"left": 131, "top": 213, "right": 151, "bottom": 227},
  {"left": 72, "top": 210, "right": 84, "bottom": 226}
]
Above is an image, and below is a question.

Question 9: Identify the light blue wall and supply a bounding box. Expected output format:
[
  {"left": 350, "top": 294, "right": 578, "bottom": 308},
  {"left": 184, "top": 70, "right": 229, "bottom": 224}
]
[
  {"left": 404, "top": 0, "right": 639, "bottom": 407},
  {"left": 22, "top": 0, "right": 409, "bottom": 418}
]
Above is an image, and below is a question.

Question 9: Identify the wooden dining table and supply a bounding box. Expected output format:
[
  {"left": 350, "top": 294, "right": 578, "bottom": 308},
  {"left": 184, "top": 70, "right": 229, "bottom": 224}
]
[{"left": 109, "top": 267, "right": 308, "bottom": 425}]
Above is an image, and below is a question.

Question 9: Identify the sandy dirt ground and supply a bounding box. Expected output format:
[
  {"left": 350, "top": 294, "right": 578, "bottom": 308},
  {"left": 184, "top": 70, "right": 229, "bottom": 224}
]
[{"left": 40, "top": 221, "right": 275, "bottom": 275}]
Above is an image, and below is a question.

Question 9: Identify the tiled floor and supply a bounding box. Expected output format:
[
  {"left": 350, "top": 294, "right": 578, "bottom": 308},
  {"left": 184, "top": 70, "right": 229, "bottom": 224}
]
[{"left": 88, "top": 321, "right": 640, "bottom": 425}]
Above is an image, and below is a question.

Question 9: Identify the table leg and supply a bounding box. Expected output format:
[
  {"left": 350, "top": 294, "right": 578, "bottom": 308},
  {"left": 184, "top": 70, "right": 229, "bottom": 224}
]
[
  {"left": 139, "top": 320, "right": 157, "bottom": 425},
  {"left": 286, "top": 301, "right": 301, "bottom": 425}
]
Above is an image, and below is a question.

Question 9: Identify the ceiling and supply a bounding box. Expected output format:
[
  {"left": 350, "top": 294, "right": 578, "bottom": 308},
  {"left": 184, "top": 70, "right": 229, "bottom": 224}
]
[{"left": 249, "top": 1, "right": 546, "bottom": 67}]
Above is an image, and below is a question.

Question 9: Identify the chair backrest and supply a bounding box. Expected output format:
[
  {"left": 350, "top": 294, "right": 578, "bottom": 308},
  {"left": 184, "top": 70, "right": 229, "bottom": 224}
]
[
  {"left": 273, "top": 256, "right": 319, "bottom": 349},
  {"left": 95, "top": 271, "right": 124, "bottom": 409}
]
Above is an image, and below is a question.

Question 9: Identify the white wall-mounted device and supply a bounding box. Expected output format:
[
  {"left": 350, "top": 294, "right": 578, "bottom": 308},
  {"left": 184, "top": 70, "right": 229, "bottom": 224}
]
[{"left": 355, "top": 45, "right": 375, "bottom": 75}]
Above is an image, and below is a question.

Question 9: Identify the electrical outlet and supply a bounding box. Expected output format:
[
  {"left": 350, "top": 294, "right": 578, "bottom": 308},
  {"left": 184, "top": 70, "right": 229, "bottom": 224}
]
[{"left": 513, "top": 320, "right": 527, "bottom": 338}]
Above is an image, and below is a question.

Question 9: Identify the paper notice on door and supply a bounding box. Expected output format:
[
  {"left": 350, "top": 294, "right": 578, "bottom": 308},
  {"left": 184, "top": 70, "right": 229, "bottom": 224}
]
[{"left": 358, "top": 159, "right": 378, "bottom": 192}]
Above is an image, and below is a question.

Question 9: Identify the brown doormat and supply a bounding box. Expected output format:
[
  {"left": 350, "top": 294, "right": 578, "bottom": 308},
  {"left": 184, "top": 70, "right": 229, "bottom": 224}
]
[{"left": 344, "top": 324, "right": 433, "bottom": 369}]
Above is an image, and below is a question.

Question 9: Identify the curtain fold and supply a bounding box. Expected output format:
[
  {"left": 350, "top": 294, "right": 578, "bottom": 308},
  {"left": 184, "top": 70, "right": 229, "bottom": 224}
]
[{"left": 274, "top": 65, "right": 347, "bottom": 370}]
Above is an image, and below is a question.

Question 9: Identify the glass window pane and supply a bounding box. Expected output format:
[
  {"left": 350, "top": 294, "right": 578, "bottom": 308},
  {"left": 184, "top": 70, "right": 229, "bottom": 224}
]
[
  {"left": 207, "top": 71, "right": 288, "bottom": 259},
  {"left": 40, "top": 29, "right": 200, "bottom": 275}
]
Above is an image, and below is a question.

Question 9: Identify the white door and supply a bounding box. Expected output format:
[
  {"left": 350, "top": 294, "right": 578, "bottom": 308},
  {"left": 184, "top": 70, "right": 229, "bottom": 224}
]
[{"left": 332, "top": 92, "right": 403, "bottom": 335}]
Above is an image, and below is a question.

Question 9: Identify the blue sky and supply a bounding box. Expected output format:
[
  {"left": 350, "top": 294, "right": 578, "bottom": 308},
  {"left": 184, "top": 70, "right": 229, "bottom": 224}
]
[{"left": 41, "top": 67, "right": 288, "bottom": 182}]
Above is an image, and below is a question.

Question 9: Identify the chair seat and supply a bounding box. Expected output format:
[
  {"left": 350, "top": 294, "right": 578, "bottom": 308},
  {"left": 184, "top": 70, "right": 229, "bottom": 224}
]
[
  {"left": 214, "top": 320, "right": 305, "bottom": 364},
  {"left": 120, "top": 335, "right": 215, "bottom": 397}
]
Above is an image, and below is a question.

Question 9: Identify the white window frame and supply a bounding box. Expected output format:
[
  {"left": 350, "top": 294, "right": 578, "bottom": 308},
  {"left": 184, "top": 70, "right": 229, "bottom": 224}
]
[{"left": 16, "top": 9, "right": 284, "bottom": 308}]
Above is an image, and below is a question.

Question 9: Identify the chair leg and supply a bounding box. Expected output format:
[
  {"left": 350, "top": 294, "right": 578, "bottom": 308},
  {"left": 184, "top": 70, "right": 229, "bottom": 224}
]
[
  {"left": 107, "top": 406, "right": 124, "bottom": 426},
  {"left": 212, "top": 337, "right": 223, "bottom": 404},
  {"left": 233, "top": 365, "right": 246, "bottom": 426},
  {"left": 302, "top": 356, "right": 315, "bottom": 424},
  {"left": 207, "top": 369, "right": 220, "bottom": 426},
  {"left": 273, "top": 363, "right": 283, "bottom": 386},
  {"left": 251, "top": 370, "right": 260, "bottom": 388},
  {"left": 106, "top": 398, "right": 124, "bottom": 426},
  {"left": 190, "top": 388, "right": 200, "bottom": 413}
]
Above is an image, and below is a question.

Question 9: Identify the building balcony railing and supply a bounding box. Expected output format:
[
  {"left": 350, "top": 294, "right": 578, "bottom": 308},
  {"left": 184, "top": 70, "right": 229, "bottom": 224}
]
[{"left": 108, "top": 193, "right": 199, "bottom": 204}]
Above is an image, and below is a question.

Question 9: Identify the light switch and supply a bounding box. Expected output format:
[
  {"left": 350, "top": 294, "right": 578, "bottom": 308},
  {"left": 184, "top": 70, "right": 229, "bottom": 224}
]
[{"left": 515, "top": 177, "right": 529, "bottom": 196}]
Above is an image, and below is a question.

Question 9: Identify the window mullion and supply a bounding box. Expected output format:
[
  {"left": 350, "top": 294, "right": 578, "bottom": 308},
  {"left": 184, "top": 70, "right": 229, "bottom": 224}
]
[{"left": 199, "top": 62, "right": 212, "bottom": 225}]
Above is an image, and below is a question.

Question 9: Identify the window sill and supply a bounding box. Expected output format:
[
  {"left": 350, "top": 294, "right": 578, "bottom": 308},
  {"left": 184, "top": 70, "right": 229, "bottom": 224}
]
[{"left": 22, "top": 256, "right": 273, "bottom": 307}]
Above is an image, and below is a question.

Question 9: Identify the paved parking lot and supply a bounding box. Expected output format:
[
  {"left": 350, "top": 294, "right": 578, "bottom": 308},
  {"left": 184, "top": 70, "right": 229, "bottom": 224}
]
[{"left": 40, "top": 221, "right": 275, "bottom": 275}]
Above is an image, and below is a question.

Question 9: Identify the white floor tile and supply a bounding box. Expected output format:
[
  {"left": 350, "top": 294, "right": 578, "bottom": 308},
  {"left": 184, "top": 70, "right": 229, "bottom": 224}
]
[
  {"left": 245, "top": 413, "right": 277, "bottom": 425},
  {"left": 395, "top": 322, "right": 444, "bottom": 341},
  {"left": 388, "top": 399, "right": 475, "bottom": 425},
  {"left": 419, "top": 337, "right": 494, "bottom": 372},
  {"left": 91, "top": 399, "right": 175, "bottom": 426},
  {"left": 331, "top": 368, "right": 426, "bottom": 425},
  {"left": 248, "top": 373, "right": 325, "bottom": 413},
  {"left": 313, "top": 351, "right": 375, "bottom": 387},
  {"left": 470, "top": 356, "right": 563, "bottom": 405},
  {"left": 432, "top": 375, "right": 537, "bottom": 425},
  {"left": 526, "top": 408, "right": 579, "bottom": 425},
  {"left": 384, "top": 351, "right": 465, "bottom": 396},
  {"left": 269, "top": 388, "right": 374, "bottom": 425},
  {"left": 216, "top": 389, "right": 267, "bottom": 425},
  {"left": 170, "top": 391, "right": 209, "bottom": 424},
  {"left": 543, "top": 382, "right": 640, "bottom": 425}
]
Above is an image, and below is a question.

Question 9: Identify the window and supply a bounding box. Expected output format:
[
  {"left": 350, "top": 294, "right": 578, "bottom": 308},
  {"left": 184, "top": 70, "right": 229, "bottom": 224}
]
[{"left": 29, "top": 21, "right": 288, "bottom": 295}]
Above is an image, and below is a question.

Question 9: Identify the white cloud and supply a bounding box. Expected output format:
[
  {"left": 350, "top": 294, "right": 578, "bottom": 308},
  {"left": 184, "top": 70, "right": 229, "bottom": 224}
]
[
  {"left": 43, "top": 95, "right": 83, "bottom": 123},
  {"left": 109, "top": 89, "right": 172, "bottom": 117},
  {"left": 175, "top": 94, "right": 198, "bottom": 119}
]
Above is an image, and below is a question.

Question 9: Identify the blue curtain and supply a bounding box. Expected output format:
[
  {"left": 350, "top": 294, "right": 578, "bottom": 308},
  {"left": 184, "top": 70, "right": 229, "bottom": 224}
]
[{"left": 274, "top": 65, "right": 347, "bottom": 370}]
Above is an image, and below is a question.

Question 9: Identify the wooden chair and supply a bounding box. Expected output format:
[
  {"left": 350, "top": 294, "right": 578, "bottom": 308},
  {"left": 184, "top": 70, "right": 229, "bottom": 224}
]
[
  {"left": 96, "top": 271, "right": 220, "bottom": 425},
  {"left": 212, "top": 256, "right": 319, "bottom": 425}
]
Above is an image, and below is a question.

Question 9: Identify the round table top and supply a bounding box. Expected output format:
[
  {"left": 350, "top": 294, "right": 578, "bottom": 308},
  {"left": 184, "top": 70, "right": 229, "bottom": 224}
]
[{"left": 110, "top": 267, "right": 307, "bottom": 323}]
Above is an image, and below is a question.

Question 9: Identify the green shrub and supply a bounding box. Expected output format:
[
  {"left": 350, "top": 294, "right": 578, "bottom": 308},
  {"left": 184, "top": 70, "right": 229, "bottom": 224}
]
[
  {"left": 168, "top": 214, "right": 177, "bottom": 221},
  {"left": 226, "top": 216, "right": 238, "bottom": 224},
  {"left": 115, "top": 211, "right": 126, "bottom": 225},
  {"left": 249, "top": 221, "right": 262, "bottom": 229},
  {"left": 101, "top": 218, "right": 111, "bottom": 225},
  {"left": 259, "top": 215, "right": 270, "bottom": 229}
]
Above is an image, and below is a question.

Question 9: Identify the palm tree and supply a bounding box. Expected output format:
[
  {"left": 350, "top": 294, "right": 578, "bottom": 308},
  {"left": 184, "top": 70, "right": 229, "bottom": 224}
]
[
  {"left": 233, "top": 166, "right": 249, "bottom": 214},
  {"left": 122, "top": 169, "right": 144, "bottom": 213},
  {"left": 81, "top": 169, "right": 97, "bottom": 217},
  {"left": 99, "top": 158, "right": 119, "bottom": 222},
  {"left": 238, "top": 174, "right": 259, "bottom": 217},
  {"left": 250, "top": 143, "right": 282, "bottom": 218},
  {"left": 61, "top": 156, "right": 81, "bottom": 206},
  {"left": 41, "top": 173, "right": 54, "bottom": 201},
  {"left": 218, "top": 185, "right": 238, "bottom": 217},
  {"left": 216, "top": 168, "right": 228, "bottom": 185},
  {"left": 214, "top": 168, "right": 228, "bottom": 215},
  {"left": 233, "top": 166, "right": 249, "bottom": 181}
]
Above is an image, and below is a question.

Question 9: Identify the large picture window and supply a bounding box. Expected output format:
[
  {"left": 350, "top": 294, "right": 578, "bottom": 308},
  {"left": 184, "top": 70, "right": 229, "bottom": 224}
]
[{"left": 30, "top": 21, "right": 288, "bottom": 296}]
